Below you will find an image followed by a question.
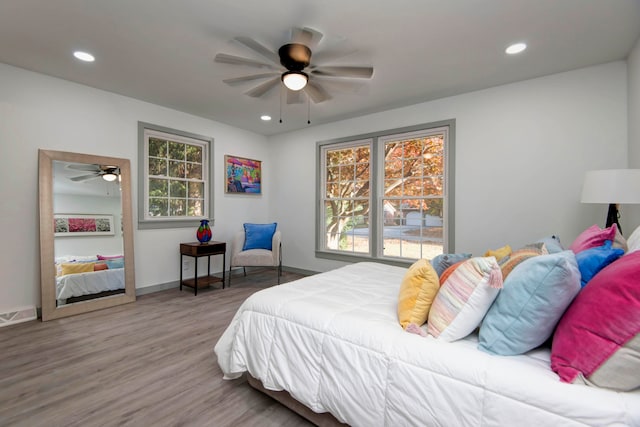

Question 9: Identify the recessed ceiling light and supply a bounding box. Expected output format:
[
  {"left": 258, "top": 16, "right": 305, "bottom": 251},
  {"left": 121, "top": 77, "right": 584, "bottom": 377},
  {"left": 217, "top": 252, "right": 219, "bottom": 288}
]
[
  {"left": 73, "top": 51, "right": 95, "bottom": 62},
  {"left": 260, "top": 115, "right": 272, "bottom": 121},
  {"left": 505, "top": 43, "right": 527, "bottom": 55}
]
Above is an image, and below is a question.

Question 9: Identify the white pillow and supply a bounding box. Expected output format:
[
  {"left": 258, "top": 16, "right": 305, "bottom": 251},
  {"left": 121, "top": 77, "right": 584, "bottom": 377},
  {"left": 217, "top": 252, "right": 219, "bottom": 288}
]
[
  {"left": 627, "top": 224, "right": 640, "bottom": 254},
  {"left": 427, "top": 256, "right": 504, "bottom": 342}
]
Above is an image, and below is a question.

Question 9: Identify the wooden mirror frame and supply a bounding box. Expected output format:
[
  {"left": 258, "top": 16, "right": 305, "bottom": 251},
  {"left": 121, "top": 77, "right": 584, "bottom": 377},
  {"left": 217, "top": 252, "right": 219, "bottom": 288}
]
[{"left": 38, "top": 149, "right": 136, "bottom": 321}]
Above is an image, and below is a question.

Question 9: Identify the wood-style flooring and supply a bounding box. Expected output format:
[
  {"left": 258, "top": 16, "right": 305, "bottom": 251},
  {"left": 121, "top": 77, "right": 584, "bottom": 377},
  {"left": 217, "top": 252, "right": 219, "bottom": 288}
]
[{"left": 0, "top": 269, "right": 314, "bottom": 427}]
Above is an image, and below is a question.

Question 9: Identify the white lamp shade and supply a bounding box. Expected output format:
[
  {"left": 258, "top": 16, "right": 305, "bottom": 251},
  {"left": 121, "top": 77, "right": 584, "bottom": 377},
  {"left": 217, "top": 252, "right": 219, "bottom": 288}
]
[
  {"left": 282, "top": 72, "right": 308, "bottom": 91},
  {"left": 581, "top": 169, "right": 640, "bottom": 204}
]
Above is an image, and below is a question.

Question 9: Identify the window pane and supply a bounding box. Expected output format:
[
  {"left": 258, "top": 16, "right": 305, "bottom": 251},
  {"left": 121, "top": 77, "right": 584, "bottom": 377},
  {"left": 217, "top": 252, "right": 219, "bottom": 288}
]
[
  {"left": 168, "top": 160, "right": 185, "bottom": 178},
  {"left": 326, "top": 182, "right": 339, "bottom": 198},
  {"left": 168, "top": 141, "right": 185, "bottom": 160},
  {"left": 188, "top": 199, "right": 204, "bottom": 216},
  {"left": 149, "top": 178, "right": 168, "bottom": 197},
  {"left": 384, "top": 158, "right": 402, "bottom": 179},
  {"left": 186, "top": 162, "right": 202, "bottom": 180},
  {"left": 149, "top": 138, "right": 167, "bottom": 158},
  {"left": 424, "top": 176, "right": 444, "bottom": 196},
  {"left": 169, "top": 198, "right": 186, "bottom": 216},
  {"left": 169, "top": 180, "right": 186, "bottom": 198},
  {"left": 148, "top": 198, "right": 168, "bottom": 217},
  {"left": 423, "top": 154, "right": 443, "bottom": 174},
  {"left": 186, "top": 145, "right": 202, "bottom": 163},
  {"left": 188, "top": 182, "right": 203, "bottom": 198},
  {"left": 327, "top": 166, "right": 339, "bottom": 181},
  {"left": 404, "top": 178, "right": 423, "bottom": 196},
  {"left": 339, "top": 165, "right": 355, "bottom": 182},
  {"left": 149, "top": 158, "right": 166, "bottom": 176},
  {"left": 355, "top": 163, "right": 369, "bottom": 180},
  {"left": 403, "top": 140, "right": 423, "bottom": 158}
]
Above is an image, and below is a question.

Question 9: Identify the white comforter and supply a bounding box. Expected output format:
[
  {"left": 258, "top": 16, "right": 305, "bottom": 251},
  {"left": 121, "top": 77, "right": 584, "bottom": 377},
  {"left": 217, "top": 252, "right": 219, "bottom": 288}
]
[
  {"left": 215, "top": 262, "right": 640, "bottom": 427},
  {"left": 56, "top": 268, "right": 125, "bottom": 302}
]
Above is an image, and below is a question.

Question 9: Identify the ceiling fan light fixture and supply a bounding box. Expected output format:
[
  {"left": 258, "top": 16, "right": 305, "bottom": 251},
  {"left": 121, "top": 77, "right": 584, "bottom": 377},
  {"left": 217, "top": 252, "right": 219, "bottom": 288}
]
[
  {"left": 282, "top": 71, "right": 308, "bottom": 91},
  {"left": 102, "top": 172, "right": 118, "bottom": 182}
]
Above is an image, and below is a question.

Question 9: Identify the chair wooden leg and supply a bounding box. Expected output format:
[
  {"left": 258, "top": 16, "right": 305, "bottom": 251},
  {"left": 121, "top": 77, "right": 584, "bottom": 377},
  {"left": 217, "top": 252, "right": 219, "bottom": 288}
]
[
  {"left": 243, "top": 267, "right": 247, "bottom": 276},
  {"left": 228, "top": 267, "right": 232, "bottom": 287}
]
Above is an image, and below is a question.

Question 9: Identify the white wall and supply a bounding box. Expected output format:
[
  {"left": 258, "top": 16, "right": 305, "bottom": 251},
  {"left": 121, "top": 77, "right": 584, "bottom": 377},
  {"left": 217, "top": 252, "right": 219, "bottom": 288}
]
[
  {"left": 0, "top": 62, "right": 271, "bottom": 313},
  {"left": 269, "top": 61, "right": 629, "bottom": 273},
  {"left": 626, "top": 36, "right": 640, "bottom": 229}
]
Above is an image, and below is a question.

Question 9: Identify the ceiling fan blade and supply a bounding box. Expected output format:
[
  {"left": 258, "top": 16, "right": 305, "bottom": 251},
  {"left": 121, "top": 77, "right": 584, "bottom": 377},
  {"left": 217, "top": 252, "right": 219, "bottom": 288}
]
[
  {"left": 67, "top": 163, "right": 100, "bottom": 172},
  {"left": 309, "top": 48, "right": 359, "bottom": 65},
  {"left": 234, "top": 37, "right": 280, "bottom": 65},
  {"left": 304, "top": 81, "right": 331, "bottom": 104},
  {"left": 286, "top": 90, "right": 304, "bottom": 104},
  {"left": 223, "top": 73, "right": 279, "bottom": 86},
  {"left": 290, "top": 27, "right": 323, "bottom": 50},
  {"left": 311, "top": 66, "right": 374, "bottom": 79},
  {"left": 70, "top": 173, "right": 99, "bottom": 182},
  {"left": 214, "top": 53, "right": 275, "bottom": 69},
  {"left": 244, "top": 77, "right": 280, "bottom": 98},
  {"left": 312, "top": 76, "right": 369, "bottom": 95}
]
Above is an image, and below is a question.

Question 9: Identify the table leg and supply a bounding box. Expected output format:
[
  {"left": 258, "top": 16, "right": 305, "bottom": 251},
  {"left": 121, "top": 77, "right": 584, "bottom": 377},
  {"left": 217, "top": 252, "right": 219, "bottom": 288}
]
[
  {"left": 180, "top": 254, "right": 183, "bottom": 292},
  {"left": 194, "top": 256, "right": 198, "bottom": 296},
  {"left": 222, "top": 252, "right": 226, "bottom": 289}
]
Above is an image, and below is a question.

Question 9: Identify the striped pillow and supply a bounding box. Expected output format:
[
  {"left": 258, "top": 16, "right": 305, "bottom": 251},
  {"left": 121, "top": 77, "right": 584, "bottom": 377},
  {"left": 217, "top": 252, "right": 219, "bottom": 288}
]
[
  {"left": 427, "top": 257, "right": 503, "bottom": 342},
  {"left": 498, "top": 243, "right": 548, "bottom": 280}
]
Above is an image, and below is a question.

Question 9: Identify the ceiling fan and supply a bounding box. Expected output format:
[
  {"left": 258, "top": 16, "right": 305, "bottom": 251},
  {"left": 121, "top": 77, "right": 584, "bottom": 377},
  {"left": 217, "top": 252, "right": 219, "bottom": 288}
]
[
  {"left": 67, "top": 163, "right": 120, "bottom": 182},
  {"left": 215, "top": 27, "right": 374, "bottom": 104}
]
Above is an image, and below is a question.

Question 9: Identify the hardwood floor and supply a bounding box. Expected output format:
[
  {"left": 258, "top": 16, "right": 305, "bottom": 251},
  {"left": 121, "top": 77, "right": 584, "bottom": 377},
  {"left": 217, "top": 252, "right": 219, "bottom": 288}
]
[{"left": 0, "top": 269, "right": 314, "bottom": 427}]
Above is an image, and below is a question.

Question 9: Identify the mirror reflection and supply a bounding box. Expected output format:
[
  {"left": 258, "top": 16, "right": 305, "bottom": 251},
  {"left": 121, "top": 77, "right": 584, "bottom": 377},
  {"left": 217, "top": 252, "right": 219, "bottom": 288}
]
[
  {"left": 39, "top": 150, "right": 135, "bottom": 321},
  {"left": 53, "top": 160, "right": 125, "bottom": 306}
]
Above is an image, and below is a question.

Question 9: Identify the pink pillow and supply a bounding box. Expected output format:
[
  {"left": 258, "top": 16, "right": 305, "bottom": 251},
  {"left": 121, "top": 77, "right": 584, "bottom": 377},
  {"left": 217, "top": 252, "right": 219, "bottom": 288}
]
[
  {"left": 550, "top": 250, "right": 640, "bottom": 391},
  {"left": 97, "top": 254, "right": 124, "bottom": 260},
  {"left": 569, "top": 224, "right": 617, "bottom": 254}
]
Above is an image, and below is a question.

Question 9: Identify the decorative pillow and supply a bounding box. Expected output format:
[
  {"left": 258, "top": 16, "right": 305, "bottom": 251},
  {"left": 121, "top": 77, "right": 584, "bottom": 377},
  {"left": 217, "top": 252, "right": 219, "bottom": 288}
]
[
  {"left": 430, "top": 253, "right": 472, "bottom": 277},
  {"left": 60, "top": 262, "right": 95, "bottom": 275},
  {"left": 243, "top": 223, "right": 277, "bottom": 251},
  {"left": 627, "top": 224, "right": 640, "bottom": 253},
  {"left": 94, "top": 263, "right": 109, "bottom": 271},
  {"left": 575, "top": 240, "right": 624, "bottom": 287},
  {"left": 438, "top": 260, "right": 465, "bottom": 285},
  {"left": 551, "top": 251, "right": 640, "bottom": 391},
  {"left": 397, "top": 259, "right": 440, "bottom": 330},
  {"left": 427, "top": 257, "right": 503, "bottom": 342},
  {"left": 478, "top": 251, "right": 581, "bottom": 356},
  {"left": 105, "top": 258, "right": 125, "bottom": 269},
  {"left": 498, "top": 243, "right": 548, "bottom": 280},
  {"left": 569, "top": 224, "right": 617, "bottom": 254},
  {"left": 613, "top": 226, "right": 628, "bottom": 252},
  {"left": 97, "top": 254, "right": 124, "bottom": 260},
  {"left": 484, "top": 245, "right": 512, "bottom": 262},
  {"left": 536, "top": 235, "right": 564, "bottom": 254}
]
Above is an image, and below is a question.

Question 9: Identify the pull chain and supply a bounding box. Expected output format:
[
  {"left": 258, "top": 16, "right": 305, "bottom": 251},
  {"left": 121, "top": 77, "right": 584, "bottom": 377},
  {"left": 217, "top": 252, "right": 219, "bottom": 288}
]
[
  {"left": 279, "top": 85, "right": 283, "bottom": 123},
  {"left": 307, "top": 93, "right": 311, "bottom": 125}
]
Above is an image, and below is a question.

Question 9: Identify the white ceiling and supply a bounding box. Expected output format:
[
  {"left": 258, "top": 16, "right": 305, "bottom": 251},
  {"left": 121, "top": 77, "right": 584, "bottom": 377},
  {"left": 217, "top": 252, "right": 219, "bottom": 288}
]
[{"left": 1, "top": 0, "right": 639, "bottom": 136}]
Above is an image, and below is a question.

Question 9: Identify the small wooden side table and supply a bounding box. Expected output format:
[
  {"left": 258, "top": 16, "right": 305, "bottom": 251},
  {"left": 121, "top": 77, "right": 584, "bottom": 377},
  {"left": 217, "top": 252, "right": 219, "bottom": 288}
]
[{"left": 179, "top": 241, "right": 226, "bottom": 295}]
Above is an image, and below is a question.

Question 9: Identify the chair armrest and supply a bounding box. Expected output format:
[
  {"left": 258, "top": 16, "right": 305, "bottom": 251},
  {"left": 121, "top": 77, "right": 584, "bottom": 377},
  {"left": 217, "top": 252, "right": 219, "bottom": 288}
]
[{"left": 271, "top": 230, "right": 281, "bottom": 266}]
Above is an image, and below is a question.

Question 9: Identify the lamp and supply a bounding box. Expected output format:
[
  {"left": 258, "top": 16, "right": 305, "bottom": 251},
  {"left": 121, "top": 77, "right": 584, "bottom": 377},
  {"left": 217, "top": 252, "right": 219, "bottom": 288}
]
[
  {"left": 102, "top": 167, "right": 119, "bottom": 182},
  {"left": 580, "top": 169, "right": 640, "bottom": 234},
  {"left": 281, "top": 71, "right": 308, "bottom": 91}
]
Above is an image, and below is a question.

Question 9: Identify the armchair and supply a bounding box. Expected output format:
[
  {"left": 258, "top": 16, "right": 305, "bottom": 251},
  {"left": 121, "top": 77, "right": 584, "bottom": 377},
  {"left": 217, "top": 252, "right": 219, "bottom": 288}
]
[{"left": 229, "top": 229, "right": 282, "bottom": 286}]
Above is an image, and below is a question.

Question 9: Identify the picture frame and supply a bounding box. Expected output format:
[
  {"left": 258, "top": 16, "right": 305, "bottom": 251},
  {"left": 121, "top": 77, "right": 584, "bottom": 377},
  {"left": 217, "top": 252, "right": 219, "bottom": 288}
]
[
  {"left": 225, "top": 155, "right": 262, "bottom": 194},
  {"left": 54, "top": 214, "right": 115, "bottom": 237}
]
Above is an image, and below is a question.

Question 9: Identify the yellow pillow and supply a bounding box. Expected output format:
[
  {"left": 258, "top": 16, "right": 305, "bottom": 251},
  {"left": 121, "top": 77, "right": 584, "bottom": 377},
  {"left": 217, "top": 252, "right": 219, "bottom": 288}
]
[
  {"left": 60, "top": 262, "right": 95, "bottom": 275},
  {"left": 397, "top": 259, "right": 440, "bottom": 330},
  {"left": 484, "top": 245, "right": 512, "bottom": 262}
]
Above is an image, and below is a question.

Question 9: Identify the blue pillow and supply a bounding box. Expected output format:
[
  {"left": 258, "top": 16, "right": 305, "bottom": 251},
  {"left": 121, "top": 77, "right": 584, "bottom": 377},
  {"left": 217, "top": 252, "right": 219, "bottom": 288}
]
[
  {"left": 105, "top": 258, "right": 125, "bottom": 269},
  {"left": 535, "top": 235, "right": 564, "bottom": 254},
  {"left": 430, "top": 253, "right": 472, "bottom": 277},
  {"left": 243, "top": 223, "right": 277, "bottom": 251},
  {"left": 575, "top": 240, "right": 624, "bottom": 287},
  {"left": 478, "top": 251, "right": 581, "bottom": 356}
]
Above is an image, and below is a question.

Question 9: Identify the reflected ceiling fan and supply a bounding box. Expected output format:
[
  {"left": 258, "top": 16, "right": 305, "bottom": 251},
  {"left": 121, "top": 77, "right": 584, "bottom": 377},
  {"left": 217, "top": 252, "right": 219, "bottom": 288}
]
[
  {"left": 67, "top": 163, "right": 120, "bottom": 182},
  {"left": 215, "top": 27, "right": 374, "bottom": 104}
]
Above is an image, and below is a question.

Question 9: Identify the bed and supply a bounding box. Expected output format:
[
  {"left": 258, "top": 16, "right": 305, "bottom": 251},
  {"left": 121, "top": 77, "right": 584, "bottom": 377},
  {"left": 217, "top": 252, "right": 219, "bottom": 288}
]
[
  {"left": 215, "top": 261, "right": 640, "bottom": 426},
  {"left": 56, "top": 267, "right": 125, "bottom": 304}
]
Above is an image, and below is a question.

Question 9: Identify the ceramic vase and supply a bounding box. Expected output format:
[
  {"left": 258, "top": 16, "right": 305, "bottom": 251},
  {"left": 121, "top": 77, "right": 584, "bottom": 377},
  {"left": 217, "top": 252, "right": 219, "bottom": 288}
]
[{"left": 196, "top": 219, "right": 212, "bottom": 244}]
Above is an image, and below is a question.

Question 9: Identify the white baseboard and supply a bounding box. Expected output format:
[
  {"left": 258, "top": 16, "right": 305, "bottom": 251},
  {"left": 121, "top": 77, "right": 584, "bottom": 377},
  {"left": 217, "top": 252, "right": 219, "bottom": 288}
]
[{"left": 0, "top": 306, "right": 37, "bottom": 327}]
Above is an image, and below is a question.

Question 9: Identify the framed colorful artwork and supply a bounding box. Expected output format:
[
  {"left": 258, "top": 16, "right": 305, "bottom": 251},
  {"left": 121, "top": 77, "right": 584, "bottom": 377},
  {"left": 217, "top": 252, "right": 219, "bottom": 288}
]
[
  {"left": 54, "top": 214, "right": 115, "bottom": 237},
  {"left": 225, "top": 155, "right": 262, "bottom": 194}
]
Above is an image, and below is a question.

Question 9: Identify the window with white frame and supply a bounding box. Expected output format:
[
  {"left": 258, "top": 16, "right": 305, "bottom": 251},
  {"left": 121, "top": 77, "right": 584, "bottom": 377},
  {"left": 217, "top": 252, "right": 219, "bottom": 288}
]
[
  {"left": 317, "top": 121, "right": 454, "bottom": 263},
  {"left": 138, "top": 122, "right": 213, "bottom": 229}
]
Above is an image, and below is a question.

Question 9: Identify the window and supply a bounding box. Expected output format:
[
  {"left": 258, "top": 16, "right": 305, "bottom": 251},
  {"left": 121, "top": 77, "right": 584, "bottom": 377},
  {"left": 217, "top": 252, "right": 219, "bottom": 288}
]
[
  {"left": 138, "top": 122, "right": 213, "bottom": 229},
  {"left": 317, "top": 120, "right": 454, "bottom": 263}
]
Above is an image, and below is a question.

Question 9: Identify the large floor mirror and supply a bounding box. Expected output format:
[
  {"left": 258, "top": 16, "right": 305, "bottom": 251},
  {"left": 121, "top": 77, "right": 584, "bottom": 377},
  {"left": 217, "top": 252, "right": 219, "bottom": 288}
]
[{"left": 39, "top": 149, "right": 136, "bottom": 321}]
